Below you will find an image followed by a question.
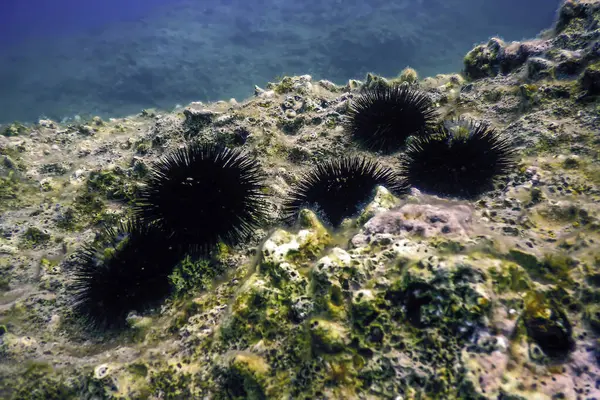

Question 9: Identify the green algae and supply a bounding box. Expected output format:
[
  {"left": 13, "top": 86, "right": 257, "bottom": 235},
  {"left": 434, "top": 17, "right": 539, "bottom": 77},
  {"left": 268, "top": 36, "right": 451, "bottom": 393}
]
[
  {"left": 149, "top": 365, "right": 193, "bottom": 399},
  {"left": 1, "top": 123, "right": 27, "bottom": 137},
  {"left": 309, "top": 318, "right": 349, "bottom": 354},
  {"left": 71, "top": 191, "right": 121, "bottom": 228},
  {"left": 169, "top": 256, "right": 225, "bottom": 296},
  {"left": 396, "top": 67, "right": 419, "bottom": 84},
  {"left": 0, "top": 171, "right": 37, "bottom": 212},
  {"left": 385, "top": 259, "right": 491, "bottom": 339},
  {"left": 520, "top": 291, "right": 575, "bottom": 359},
  {"left": 0, "top": 362, "right": 79, "bottom": 400},
  {"left": 134, "top": 140, "right": 152, "bottom": 155},
  {"left": 488, "top": 261, "right": 531, "bottom": 293},
  {"left": 86, "top": 168, "right": 141, "bottom": 203},
  {"left": 0, "top": 172, "right": 22, "bottom": 206},
  {"left": 215, "top": 353, "right": 271, "bottom": 400},
  {"left": 127, "top": 362, "right": 149, "bottom": 378},
  {"left": 463, "top": 44, "right": 498, "bottom": 80},
  {"left": 220, "top": 275, "right": 291, "bottom": 345},
  {"left": 20, "top": 227, "right": 51, "bottom": 249},
  {"left": 274, "top": 76, "right": 295, "bottom": 95},
  {"left": 584, "top": 304, "right": 600, "bottom": 334}
]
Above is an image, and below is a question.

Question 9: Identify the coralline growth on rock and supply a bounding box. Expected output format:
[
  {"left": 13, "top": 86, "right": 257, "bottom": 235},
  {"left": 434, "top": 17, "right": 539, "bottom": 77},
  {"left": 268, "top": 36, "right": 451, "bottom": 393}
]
[
  {"left": 71, "top": 220, "right": 180, "bottom": 330},
  {"left": 401, "top": 118, "right": 516, "bottom": 198},
  {"left": 344, "top": 84, "right": 437, "bottom": 153},
  {"left": 135, "top": 143, "right": 268, "bottom": 255},
  {"left": 283, "top": 156, "right": 409, "bottom": 227}
]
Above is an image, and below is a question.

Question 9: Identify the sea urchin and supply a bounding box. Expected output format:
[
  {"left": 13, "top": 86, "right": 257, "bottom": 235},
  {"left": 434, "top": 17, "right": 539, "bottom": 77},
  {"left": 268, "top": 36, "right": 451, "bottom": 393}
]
[
  {"left": 135, "top": 143, "right": 268, "bottom": 255},
  {"left": 345, "top": 84, "right": 437, "bottom": 153},
  {"left": 72, "top": 220, "right": 180, "bottom": 330},
  {"left": 283, "top": 156, "right": 409, "bottom": 226},
  {"left": 401, "top": 118, "right": 516, "bottom": 198}
]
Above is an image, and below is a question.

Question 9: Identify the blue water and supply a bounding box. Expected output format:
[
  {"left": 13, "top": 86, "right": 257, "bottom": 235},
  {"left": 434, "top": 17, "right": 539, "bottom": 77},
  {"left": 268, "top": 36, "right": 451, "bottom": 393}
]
[{"left": 0, "top": 0, "right": 560, "bottom": 123}]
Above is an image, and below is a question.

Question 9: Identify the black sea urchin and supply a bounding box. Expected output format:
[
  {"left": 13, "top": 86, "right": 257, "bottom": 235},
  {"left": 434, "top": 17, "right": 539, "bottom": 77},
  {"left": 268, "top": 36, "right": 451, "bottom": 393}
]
[
  {"left": 401, "top": 118, "right": 516, "bottom": 198},
  {"left": 135, "top": 143, "right": 268, "bottom": 255},
  {"left": 283, "top": 157, "right": 409, "bottom": 227},
  {"left": 345, "top": 84, "right": 437, "bottom": 153},
  {"left": 72, "top": 220, "right": 179, "bottom": 330}
]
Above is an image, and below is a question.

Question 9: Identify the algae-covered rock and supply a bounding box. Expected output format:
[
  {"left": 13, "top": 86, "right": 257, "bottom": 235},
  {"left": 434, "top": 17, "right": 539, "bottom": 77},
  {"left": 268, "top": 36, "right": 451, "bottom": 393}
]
[
  {"left": 521, "top": 292, "right": 575, "bottom": 359},
  {"left": 356, "top": 185, "right": 400, "bottom": 226},
  {"left": 488, "top": 260, "right": 531, "bottom": 293},
  {"left": 584, "top": 303, "right": 600, "bottom": 334},
  {"left": 363, "top": 72, "right": 391, "bottom": 90},
  {"left": 1, "top": 123, "right": 27, "bottom": 137},
  {"left": 2, "top": 4, "right": 600, "bottom": 398},
  {"left": 220, "top": 274, "right": 288, "bottom": 344},
  {"left": 580, "top": 61, "right": 600, "bottom": 95},
  {"left": 261, "top": 212, "right": 330, "bottom": 271},
  {"left": 0, "top": 361, "right": 81, "bottom": 400},
  {"left": 351, "top": 289, "right": 380, "bottom": 327},
  {"left": 463, "top": 39, "right": 503, "bottom": 79},
  {"left": 556, "top": 0, "right": 600, "bottom": 34},
  {"left": 215, "top": 352, "right": 271, "bottom": 400},
  {"left": 386, "top": 257, "right": 491, "bottom": 337},
  {"left": 398, "top": 67, "right": 419, "bottom": 84},
  {"left": 309, "top": 318, "right": 349, "bottom": 354},
  {"left": 526, "top": 57, "right": 555, "bottom": 80}
]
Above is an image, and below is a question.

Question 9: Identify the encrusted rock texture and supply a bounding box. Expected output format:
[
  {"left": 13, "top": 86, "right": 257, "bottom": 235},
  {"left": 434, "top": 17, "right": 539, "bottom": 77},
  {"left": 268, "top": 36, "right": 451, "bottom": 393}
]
[{"left": 1, "top": 1, "right": 600, "bottom": 398}]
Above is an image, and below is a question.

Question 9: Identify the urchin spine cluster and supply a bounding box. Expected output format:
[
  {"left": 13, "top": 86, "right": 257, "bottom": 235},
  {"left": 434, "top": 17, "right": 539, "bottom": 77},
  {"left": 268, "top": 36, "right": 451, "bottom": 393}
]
[
  {"left": 400, "top": 118, "right": 516, "bottom": 198},
  {"left": 135, "top": 142, "right": 268, "bottom": 255},
  {"left": 283, "top": 156, "right": 409, "bottom": 226},
  {"left": 345, "top": 84, "right": 437, "bottom": 153},
  {"left": 72, "top": 220, "right": 179, "bottom": 330},
  {"left": 73, "top": 143, "right": 268, "bottom": 330}
]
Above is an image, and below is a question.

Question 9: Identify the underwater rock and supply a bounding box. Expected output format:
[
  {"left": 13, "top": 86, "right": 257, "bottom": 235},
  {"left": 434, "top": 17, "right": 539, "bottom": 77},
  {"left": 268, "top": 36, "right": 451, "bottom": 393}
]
[
  {"left": 311, "top": 248, "right": 357, "bottom": 288},
  {"left": 351, "top": 289, "right": 379, "bottom": 327},
  {"left": 261, "top": 210, "right": 330, "bottom": 269},
  {"left": 1, "top": 155, "right": 16, "bottom": 170},
  {"left": 521, "top": 293, "right": 575, "bottom": 360},
  {"left": 463, "top": 39, "right": 503, "bottom": 79},
  {"left": 269, "top": 75, "right": 313, "bottom": 95},
  {"left": 77, "top": 125, "right": 95, "bottom": 136},
  {"left": 309, "top": 318, "right": 349, "bottom": 353},
  {"left": 216, "top": 352, "right": 271, "bottom": 399},
  {"left": 465, "top": 35, "right": 555, "bottom": 79},
  {"left": 386, "top": 257, "right": 491, "bottom": 337},
  {"left": 183, "top": 107, "right": 221, "bottom": 135},
  {"left": 356, "top": 186, "right": 400, "bottom": 226},
  {"left": 362, "top": 73, "right": 391, "bottom": 90},
  {"left": 1, "top": 123, "right": 27, "bottom": 137},
  {"left": 581, "top": 61, "right": 600, "bottom": 95},
  {"left": 363, "top": 203, "right": 473, "bottom": 239},
  {"left": 3, "top": 3, "right": 600, "bottom": 397},
  {"left": 290, "top": 296, "right": 314, "bottom": 322},
  {"left": 317, "top": 80, "right": 339, "bottom": 91},
  {"left": 556, "top": 0, "right": 600, "bottom": 34},
  {"left": 345, "top": 79, "right": 363, "bottom": 91},
  {"left": 397, "top": 67, "right": 419, "bottom": 84},
  {"left": 183, "top": 107, "right": 219, "bottom": 131},
  {"left": 584, "top": 304, "right": 600, "bottom": 334},
  {"left": 553, "top": 49, "right": 585, "bottom": 76},
  {"left": 526, "top": 57, "right": 556, "bottom": 80},
  {"left": 38, "top": 119, "right": 56, "bottom": 129}
]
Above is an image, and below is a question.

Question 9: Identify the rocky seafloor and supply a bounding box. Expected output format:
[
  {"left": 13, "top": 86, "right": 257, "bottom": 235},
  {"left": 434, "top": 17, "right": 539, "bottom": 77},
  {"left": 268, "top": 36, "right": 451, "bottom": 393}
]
[{"left": 1, "top": 0, "right": 600, "bottom": 399}]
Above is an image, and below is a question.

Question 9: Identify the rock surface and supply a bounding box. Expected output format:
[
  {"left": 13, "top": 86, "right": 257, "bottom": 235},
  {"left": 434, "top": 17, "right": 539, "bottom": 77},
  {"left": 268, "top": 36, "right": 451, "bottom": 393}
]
[{"left": 1, "top": 1, "right": 600, "bottom": 398}]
